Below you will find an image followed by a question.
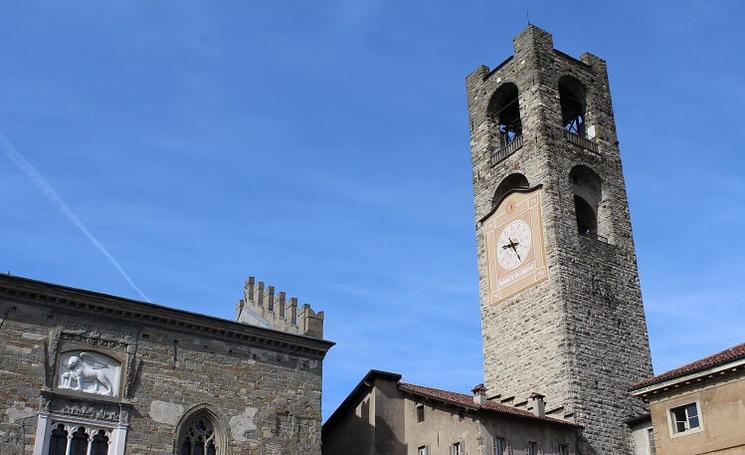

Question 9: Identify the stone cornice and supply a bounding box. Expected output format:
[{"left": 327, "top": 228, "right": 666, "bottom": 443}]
[{"left": 0, "top": 274, "right": 334, "bottom": 359}]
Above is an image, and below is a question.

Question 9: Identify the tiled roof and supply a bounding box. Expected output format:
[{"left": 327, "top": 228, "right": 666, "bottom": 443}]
[
  {"left": 398, "top": 382, "right": 581, "bottom": 428},
  {"left": 631, "top": 342, "right": 745, "bottom": 390}
]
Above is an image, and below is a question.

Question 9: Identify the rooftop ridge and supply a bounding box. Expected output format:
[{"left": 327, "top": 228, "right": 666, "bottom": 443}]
[
  {"left": 631, "top": 341, "right": 745, "bottom": 390},
  {"left": 397, "top": 381, "right": 580, "bottom": 428}
]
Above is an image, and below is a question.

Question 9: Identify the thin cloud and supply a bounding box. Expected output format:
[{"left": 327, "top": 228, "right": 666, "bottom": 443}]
[{"left": 0, "top": 133, "right": 151, "bottom": 302}]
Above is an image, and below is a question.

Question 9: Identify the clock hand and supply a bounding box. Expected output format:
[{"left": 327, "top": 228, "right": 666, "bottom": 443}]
[
  {"left": 510, "top": 243, "right": 521, "bottom": 261},
  {"left": 502, "top": 238, "right": 522, "bottom": 260}
]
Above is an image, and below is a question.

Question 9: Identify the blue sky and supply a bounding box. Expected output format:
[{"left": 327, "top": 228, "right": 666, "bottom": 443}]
[{"left": 1, "top": 1, "right": 743, "bottom": 420}]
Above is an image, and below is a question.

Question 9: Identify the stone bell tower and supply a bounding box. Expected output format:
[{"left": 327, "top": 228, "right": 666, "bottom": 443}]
[{"left": 466, "top": 26, "right": 653, "bottom": 454}]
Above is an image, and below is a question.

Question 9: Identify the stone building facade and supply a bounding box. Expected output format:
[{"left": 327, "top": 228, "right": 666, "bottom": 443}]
[
  {"left": 466, "top": 26, "right": 653, "bottom": 453},
  {"left": 322, "top": 370, "right": 581, "bottom": 455},
  {"left": 0, "top": 274, "right": 333, "bottom": 455}
]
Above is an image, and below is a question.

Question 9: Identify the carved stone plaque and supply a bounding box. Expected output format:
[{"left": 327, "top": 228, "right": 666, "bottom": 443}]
[{"left": 57, "top": 351, "right": 122, "bottom": 397}]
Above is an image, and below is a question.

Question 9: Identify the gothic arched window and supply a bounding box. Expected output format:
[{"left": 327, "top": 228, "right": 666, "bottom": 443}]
[
  {"left": 177, "top": 410, "right": 224, "bottom": 455},
  {"left": 91, "top": 429, "right": 110, "bottom": 455},
  {"left": 69, "top": 427, "right": 89, "bottom": 455},
  {"left": 45, "top": 422, "right": 113, "bottom": 455},
  {"left": 48, "top": 424, "right": 68, "bottom": 455}
]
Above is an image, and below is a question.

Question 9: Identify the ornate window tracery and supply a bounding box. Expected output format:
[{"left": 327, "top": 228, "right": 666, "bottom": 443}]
[
  {"left": 177, "top": 410, "right": 224, "bottom": 455},
  {"left": 45, "top": 422, "right": 111, "bottom": 455},
  {"left": 33, "top": 414, "right": 125, "bottom": 455}
]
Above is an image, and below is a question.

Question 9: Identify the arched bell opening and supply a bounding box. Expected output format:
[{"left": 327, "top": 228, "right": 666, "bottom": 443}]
[
  {"left": 487, "top": 83, "right": 523, "bottom": 148},
  {"left": 559, "top": 75, "right": 587, "bottom": 137}
]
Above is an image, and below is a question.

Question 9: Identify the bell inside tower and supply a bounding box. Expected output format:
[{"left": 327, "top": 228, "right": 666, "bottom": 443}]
[
  {"left": 559, "top": 75, "right": 587, "bottom": 137},
  {"left": 487, "top": 83, "right": 522, "bottom": 148}
]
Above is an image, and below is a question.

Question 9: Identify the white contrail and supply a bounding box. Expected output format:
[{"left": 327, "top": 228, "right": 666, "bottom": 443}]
[{"left": 0, "top": 133, "right": 151, "bottom": 302}]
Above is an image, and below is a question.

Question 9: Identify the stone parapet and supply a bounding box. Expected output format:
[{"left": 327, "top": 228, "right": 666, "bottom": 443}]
[{"left": 236, "top": 276, "right": 325, "bottom": 339}]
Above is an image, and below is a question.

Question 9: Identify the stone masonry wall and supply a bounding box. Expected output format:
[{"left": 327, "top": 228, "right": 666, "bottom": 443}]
[
  {"left": 466, "top": 26, "right": 653, "bottom": 454},
  {"left": 0, "top": 277, "right": 330, "bottom": 455}
]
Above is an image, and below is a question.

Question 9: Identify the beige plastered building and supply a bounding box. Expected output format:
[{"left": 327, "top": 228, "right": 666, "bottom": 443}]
[
  {"left": 322, "top": 370, "right": 581, "bottom": 455},
  {"left": 630, "top": 342, "right": 745, "bottom": 455}
]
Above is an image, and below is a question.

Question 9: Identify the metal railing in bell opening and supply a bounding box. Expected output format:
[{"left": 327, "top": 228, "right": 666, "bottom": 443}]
[{"left": 491, "top": 135, "right": 524, "bottom": 165}]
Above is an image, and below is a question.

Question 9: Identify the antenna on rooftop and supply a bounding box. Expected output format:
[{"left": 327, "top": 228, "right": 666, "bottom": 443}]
[{"left": 527, "top": 10, "right": 531, "bottom": 26}]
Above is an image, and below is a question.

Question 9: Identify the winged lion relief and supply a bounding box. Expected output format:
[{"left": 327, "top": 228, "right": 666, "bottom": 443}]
[{"left": 57, "top": 351, "right": 122, "bottom": 397}]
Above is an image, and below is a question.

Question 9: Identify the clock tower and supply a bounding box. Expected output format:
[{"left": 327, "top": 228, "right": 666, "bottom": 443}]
[{"left": 466, "top": 26, "right": 653, "bottom": 454}]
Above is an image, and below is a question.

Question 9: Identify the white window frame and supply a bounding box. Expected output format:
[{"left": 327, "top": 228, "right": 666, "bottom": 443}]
[
  {"left": 451, "top": 441, "right": 462, "bottom": 455},
  {"left": 32, "top": 413, "right": 128, "bottom": 455},
  {"left": 417, "top": 445, "right": 429, "bottom": 455},
  {"left": 667, "top": 401, "right": 704, "bottom": 438}
]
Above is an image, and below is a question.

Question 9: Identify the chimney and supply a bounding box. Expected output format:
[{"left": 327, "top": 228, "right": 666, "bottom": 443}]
[
  {"left": 529, "top": 392, "right": 545, "bottom": 418},
  {"left": 472, "top": 384, "right": 487, "bottom": 405}
]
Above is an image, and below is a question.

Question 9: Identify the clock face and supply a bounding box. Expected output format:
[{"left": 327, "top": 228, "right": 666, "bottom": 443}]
[
  {"left": 481, "top": 188, "right": 547, "bottom": 303},
  {"left": 496, "top": 219, "right": 532, "bottom": 270}
]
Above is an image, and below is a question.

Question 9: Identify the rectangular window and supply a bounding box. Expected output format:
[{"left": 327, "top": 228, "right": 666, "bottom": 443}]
[
  {"left": 418, "top": 446, "right": 428, "bottom": 455},
  {"left": 670, "top": 403, "right": 701, "bottom": 434},
  {"left": 527, "top": 441, "right": 538, "bottom": 455},
  {"left": 494, "top": 437, "right": 506, "bottom": 455},
  {"left": 451, "top": 442, "right": 462, "bottom": 455},
  {"left": 416, "top": 403, "right": 425, "bottom": 423},
  {"left": 558, "top": 443, "right": 569, "bottom": 455}
]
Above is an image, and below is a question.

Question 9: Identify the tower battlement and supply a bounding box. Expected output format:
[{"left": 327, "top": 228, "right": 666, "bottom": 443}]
[{"left": 236, "top": 276, "right": 325, "bottom": 339}]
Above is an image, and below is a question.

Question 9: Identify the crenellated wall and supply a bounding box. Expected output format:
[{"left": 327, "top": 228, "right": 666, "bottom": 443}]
[{"left": 236, "top": 276, "right": 325, "bottom": 339}]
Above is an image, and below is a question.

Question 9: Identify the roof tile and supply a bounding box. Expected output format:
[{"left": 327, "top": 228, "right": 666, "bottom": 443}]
[
  {"left": 632, "top": 341, "right": 745, "bottom": 390},
  {"left": 398, "top": 382, "right": 580, "bottom": 428}
]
